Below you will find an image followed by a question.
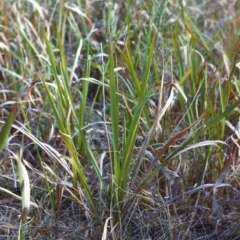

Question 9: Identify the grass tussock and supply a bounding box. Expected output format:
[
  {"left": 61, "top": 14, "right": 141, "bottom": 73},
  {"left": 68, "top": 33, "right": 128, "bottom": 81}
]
[{"left": 0, "top": 0, "right": 240, "bottom": 239}]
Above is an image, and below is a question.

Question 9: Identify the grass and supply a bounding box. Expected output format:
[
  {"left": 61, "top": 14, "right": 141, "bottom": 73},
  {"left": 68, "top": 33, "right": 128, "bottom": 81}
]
[{"left": 0, "top": 0, "right": 240, "bottom": 239}]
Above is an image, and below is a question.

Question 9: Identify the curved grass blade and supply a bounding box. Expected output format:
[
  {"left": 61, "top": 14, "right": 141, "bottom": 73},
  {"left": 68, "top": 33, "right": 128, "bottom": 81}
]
[{"left": 0, "top": 104, "right": 17, "bottom": 153}]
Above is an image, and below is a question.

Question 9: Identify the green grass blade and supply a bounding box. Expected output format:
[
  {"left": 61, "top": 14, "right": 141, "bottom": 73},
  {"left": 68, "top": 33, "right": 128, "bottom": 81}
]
[
  {"left": 0, "top": 105, "right": 17, "bottom": 153},
  {"left": 41, "top": 77, "right": 66, "bottom": 132},
  {"left": 45, "top": 33, "right": 67, "bottom": 119},
  {"left": 173, "top": 34, "right": 185, "bottom": 79},
  {"left": 120, "top": 95, "right": 150, "bottom": 193},
  {"left": 109, "top": 40, "right": 120, "bottom": 183},
  {"left": 140, "top": 31, "right": 155, "bottom": 100},
  {"left": 117, "top": 45, "right": 141, "bottom": 95}
]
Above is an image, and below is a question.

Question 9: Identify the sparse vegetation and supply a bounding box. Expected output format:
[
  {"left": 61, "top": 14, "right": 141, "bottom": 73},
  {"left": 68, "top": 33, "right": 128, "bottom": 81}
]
[{"left": 0, "top": 0, "right": 240, "bottom": 239}]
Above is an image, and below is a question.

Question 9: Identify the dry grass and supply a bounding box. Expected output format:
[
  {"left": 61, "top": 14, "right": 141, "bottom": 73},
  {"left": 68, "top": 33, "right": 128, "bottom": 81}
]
[{"left": 0, "top": 0, "right": 240, "bottom": 239}]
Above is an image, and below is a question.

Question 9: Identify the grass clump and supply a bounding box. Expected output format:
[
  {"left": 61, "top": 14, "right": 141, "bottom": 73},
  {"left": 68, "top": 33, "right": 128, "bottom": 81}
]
[{"left": 0, "top": 0, "right": 240, "bottom": 239}]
